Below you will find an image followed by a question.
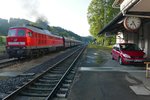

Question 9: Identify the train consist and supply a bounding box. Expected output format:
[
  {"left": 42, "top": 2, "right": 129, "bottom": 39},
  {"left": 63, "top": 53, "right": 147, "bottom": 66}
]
[{"left": 6, "top": 25, "right": 81, "bottom": 58}]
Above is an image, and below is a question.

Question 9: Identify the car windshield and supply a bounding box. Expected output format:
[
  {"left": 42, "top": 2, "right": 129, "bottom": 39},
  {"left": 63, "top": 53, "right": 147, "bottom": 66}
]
[{"left": 120, "top": 44, "right": 141, "bottom": 51}]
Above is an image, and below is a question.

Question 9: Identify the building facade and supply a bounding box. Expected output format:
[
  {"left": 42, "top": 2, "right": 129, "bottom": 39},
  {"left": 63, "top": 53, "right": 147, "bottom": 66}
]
[{"left": 99, "top": 0, "right": 150, "bottom": 57}]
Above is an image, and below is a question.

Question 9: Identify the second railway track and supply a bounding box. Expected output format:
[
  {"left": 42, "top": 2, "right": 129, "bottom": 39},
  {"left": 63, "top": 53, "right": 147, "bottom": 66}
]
[{"left": 3, "top": 45, "right": 86, "bottom": 100}]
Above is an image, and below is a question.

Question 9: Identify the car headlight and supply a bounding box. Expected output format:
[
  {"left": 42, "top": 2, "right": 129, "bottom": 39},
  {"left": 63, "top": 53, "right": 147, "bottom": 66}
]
[{"left": 123, "top": 54, "right": 131, "bottom": 58}]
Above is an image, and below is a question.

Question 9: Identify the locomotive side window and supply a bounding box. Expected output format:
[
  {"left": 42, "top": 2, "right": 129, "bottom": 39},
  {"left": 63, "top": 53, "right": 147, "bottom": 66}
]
[
  {"left": 18, "top": 30, "right": 25, "bottom": 36},
  {"left": 8, "top": 29, "right": 16, "bottom": 36}
]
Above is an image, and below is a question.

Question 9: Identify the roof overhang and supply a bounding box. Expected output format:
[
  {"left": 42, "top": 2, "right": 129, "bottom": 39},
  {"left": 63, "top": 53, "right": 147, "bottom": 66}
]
[
  {"left": 98, "top": 12, "right": 125, "bottom": 35},
  {"left": 121, "top": 0, "right": 150, "bottom": 18}
]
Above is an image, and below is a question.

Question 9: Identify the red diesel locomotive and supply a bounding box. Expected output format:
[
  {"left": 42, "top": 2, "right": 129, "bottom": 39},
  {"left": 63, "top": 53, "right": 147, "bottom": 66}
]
[{"left": 6, "top": 25, "right": 81, "bottom": 58}]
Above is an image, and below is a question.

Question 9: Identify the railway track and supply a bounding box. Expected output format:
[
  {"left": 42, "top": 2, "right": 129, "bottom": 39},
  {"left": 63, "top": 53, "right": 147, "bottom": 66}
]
[
  {"left": 3, "top": 45, "right": 86, "bottom": 100},
  {"left": 0, "top": 58, "right": 19, "bottom": 68},
  {"left": 0, "top": 53, "right": 9, "bottom": 60}
]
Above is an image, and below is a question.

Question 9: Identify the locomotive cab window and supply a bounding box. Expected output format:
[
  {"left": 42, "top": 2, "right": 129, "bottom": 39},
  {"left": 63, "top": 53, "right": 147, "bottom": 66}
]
[
  {"left": 17, "top": 30, "right": 25, "bottom": 36},
  {"left": 8, "top": 29, "right": 16, "bottom": 36}
]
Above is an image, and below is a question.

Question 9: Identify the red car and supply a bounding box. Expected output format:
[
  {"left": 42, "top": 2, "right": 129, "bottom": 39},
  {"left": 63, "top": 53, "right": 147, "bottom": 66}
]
[{"left": 111, "top": 43, "right": 146, "bottom": 65}]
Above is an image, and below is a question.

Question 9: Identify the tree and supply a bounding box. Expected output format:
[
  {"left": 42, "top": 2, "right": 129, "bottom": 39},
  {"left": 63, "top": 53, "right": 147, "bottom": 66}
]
[
  {"left": 87, "top": 0, "right": 104, "bottom": 37},
  {"left": 9, "top": 18, "right": 30, "bottom": 27},
  {"left": 87, "top": 0, "right": 119, "bottom": 45},
  {"left": 0, "top": 18, "right": 9, "bottom": 35}
]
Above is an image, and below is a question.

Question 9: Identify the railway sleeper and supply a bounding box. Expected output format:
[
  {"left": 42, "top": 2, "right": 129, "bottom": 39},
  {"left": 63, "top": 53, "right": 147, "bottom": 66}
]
[
  {"left": 56, "top": 90, "right": 68, "bottom": 98},
  {"left": 29, "top": 84, "right": 54, "bottom": 89},
  {"left": 38, "top": 79, "right": 59, "bottom": 83},
  {"left": 44, "top": 74, "right": 63, "bottom": 77},
  {"left": 60, "top": 88, "right": 69, "bottom": 91},
  {"left": 42, "top": 76, "right": 60, "bottom": 80},
  {"left": 62, "top": 83, "right": 70, "bottom": 87},
  {"left": 42, "top": 77, "right": 61, "bottom": 81},
  {"left": 55, "top": 81, "right": 73, "bottom": 98},
  {"left": 52, "top": 67, "right": 67, "bottom": 70},
  {"left": 22, "top": 89, "right": 51, "bottom": 94},
  {"left": 50, "top": 70, "right": 65, "bottom": 74},
  {"left": 20, "top": 91, "right": 50, "bottom": 97},
  {"left": 28, "top": 87, "right": 53, "bottom": 91},
  {"left": 42, "top": 76, "right": 61, "bottom": 80},
  {"left": 33, "top": 82, "right": 56, "bottom": 86},
  {"left": 70, "top": 71, "right": 76, "bottom": 74},
  {"left": 36, "top": 80, "right": 58, "bottom": 85},
  {"left": 51, "top": 69, "right": 67, "bottom": 71},
  {"left": 66, "top": 73, "right": 75, "bottom": 79},
  {"left": 65, "top": 79, "right": 72, "bottom": 83}
]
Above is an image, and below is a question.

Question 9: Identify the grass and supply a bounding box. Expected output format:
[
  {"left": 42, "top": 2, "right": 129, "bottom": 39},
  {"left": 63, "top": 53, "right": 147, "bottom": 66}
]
[
  {"left": 88, "top": 44, "right": 113, "bottom": 52},
  {"left": 87, "top": 44, "right": 113, "bottom": 65},
  {"left": 0, "top": 45, "right": 6, "bottom": 54}
]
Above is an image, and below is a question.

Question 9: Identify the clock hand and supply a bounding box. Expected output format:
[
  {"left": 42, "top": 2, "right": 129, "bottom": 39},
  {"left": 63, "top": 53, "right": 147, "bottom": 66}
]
[{"left": 132, "top": 21, "right": 136, "bottom": 28}]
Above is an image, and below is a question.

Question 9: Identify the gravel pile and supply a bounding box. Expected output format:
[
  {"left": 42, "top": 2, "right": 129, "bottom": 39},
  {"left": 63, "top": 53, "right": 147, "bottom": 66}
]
[{"left": 0, "top": 76, "right": 30, "bottom": 93}]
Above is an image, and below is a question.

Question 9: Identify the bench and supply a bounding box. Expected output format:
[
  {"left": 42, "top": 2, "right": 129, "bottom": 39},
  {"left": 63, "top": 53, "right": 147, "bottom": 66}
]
[{"left": 144, "top": 62, "right": 150, "bottom": 78}]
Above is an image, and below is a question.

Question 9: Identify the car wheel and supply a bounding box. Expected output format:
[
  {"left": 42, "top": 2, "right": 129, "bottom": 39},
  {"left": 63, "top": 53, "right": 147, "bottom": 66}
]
[{"left": 118, "top": 57, "right": 123, "bottom": 65}]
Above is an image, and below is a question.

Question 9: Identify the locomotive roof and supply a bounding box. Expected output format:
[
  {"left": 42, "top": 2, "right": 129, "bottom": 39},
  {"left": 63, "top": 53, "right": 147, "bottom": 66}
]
[{"left": 10, "top": 26, "right": 62, "bottom": 39}]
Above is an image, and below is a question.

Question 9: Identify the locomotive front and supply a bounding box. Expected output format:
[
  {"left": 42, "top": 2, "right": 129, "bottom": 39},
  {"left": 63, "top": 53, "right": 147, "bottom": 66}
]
[{"left": 6, "top": 27, "right": 29, "bottom": 58}]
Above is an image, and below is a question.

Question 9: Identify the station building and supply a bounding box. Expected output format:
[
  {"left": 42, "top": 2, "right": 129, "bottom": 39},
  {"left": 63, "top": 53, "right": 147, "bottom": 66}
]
[{"left": 99, "top": 0, "right": 150, "bottom": 57}]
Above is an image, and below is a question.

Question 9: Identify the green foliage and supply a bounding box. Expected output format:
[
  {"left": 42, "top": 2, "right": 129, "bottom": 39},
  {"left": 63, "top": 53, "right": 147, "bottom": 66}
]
[
  {"left": 88, "top": 43, "right": 112, "bottom": 52},
  {"left": 0, "top": 45, "right": 5, "bottom": 54},
  {"left": 94, "top": 35, "right": 116, "bottom": 46},
  {"left": 0, "top": 36, "right": 6, "bottom": 53},
  {"left": 0, "top": 36, "right": 6, "bottom": 45},
  {"left": 87, "top": 0, "right": 119, "bottom": 46},
  {"left": 49, "top": 26, "right": 83, "bottom": 41},
  {"left": 87, "top": 0, "right": 104, "bottom": 37}
]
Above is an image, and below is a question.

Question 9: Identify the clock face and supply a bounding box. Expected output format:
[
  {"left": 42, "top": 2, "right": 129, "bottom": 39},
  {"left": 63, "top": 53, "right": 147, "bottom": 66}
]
[{"left": 124, "top": 17, "right": 141, "bottom": 31}]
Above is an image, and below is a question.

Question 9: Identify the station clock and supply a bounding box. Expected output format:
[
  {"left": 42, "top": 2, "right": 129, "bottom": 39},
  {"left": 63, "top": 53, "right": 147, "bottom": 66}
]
[{"left": 123, "top": 16, "right": 141, "bottom": 31}]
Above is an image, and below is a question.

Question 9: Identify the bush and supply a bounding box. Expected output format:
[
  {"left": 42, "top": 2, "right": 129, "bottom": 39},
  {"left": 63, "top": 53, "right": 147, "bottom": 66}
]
[{"left": 0, "top": 36, "right": 6, "bottom": 45}]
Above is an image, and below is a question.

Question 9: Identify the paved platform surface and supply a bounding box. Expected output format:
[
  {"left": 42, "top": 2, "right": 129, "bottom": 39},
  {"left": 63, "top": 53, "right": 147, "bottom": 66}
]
[
  {"left": 68, "top": 71, "right": 150, "bottom": 100},
  {"left": 67, "top": 48, "right": 150, "bottom": 100},
  {"left": 129, "top": 72, "right": 150, "bottom": 91}
]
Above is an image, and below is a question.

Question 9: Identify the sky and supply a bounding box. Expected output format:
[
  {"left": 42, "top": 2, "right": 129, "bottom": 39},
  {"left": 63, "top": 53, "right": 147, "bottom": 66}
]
[{"left": 0, "top": 0, "right": 92, "bottom": 37}]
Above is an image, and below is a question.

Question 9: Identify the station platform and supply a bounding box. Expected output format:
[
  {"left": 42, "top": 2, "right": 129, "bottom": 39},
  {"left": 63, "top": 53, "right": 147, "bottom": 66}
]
[{"left": 67, "top": 48, "right": 150, "bottom": 100}]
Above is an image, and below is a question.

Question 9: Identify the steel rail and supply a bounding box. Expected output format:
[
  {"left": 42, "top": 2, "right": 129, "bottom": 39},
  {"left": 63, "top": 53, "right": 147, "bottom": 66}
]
[
  {"left": 0, "top": 58, "right": 19, "bottom": 68},
  {"left": 2, "top": 46, "right": 85, "bottom": 100},
  {"left": 46, "top": 45, "right": 86, "bottom": 100}
]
